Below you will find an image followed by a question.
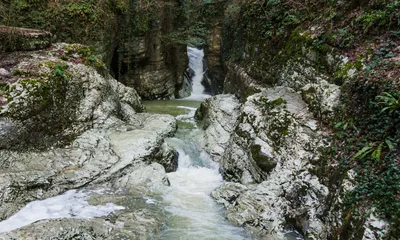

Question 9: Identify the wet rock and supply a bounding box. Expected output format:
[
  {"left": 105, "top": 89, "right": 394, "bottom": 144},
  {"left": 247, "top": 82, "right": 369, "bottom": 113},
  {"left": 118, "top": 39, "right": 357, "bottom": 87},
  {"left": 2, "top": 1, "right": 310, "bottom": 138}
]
[
  {"left": 211, "top": 182, "right": 248, "bottom": 208},
  {"left": 154, "top": 142, "right": 179, "bottom": 173},
  {"left": 0, "top": 44, "right": 176, "bottom": 222},
  {"left": 203, "top": 87, "right": 331, "bottom": 238},
  {"left": 117, "top": 7, "right": 188, "bottom": 100},
  {"left": 195, "top": 94, "right": 241, "bottom": 162},
  {"left": 114, "top": 163, "right": 170, "bottom": 194},
  {"left": 0, "top": 207, "right": 165, "bottom": 240}
]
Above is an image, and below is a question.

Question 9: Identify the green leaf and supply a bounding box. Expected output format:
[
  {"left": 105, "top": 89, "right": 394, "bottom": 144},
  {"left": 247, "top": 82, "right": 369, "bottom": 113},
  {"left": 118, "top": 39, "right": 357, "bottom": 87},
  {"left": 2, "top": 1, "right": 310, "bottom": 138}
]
[
  {"left": 334, "top": 122, "right": 343, "bottom": 129},
  {"left": 351, "top": 144, "right": 374, "bottom": 161},
  {"left": 385, "top": 140, "right": 394, "bottom": 151},
  {"left": 372, "top": 143, "right": 382, "bottom": 162}
]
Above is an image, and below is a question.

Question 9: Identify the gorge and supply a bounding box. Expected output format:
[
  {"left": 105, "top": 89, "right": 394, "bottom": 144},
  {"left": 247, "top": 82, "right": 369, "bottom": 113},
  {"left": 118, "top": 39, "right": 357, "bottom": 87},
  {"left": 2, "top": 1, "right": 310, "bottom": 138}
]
[{"left": 0, "top": 0, "right": 399, "bottom": 239}]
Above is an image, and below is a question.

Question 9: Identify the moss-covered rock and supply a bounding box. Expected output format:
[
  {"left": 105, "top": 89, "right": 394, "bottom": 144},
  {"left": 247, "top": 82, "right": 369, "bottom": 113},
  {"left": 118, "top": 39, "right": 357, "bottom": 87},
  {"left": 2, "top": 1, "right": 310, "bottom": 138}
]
[
  {"left": 0, "top": 26, "right": 51, "bottom": 52},
  {"left": 0, "top": 43, "right": 143, "bottom": 150}
]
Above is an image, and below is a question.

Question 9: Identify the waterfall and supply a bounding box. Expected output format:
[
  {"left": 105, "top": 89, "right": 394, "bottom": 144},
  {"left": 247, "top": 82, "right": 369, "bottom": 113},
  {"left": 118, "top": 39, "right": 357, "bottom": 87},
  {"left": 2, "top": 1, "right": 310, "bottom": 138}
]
[{"left": 186, "top": 46, "right": 210, "bottom": 100}]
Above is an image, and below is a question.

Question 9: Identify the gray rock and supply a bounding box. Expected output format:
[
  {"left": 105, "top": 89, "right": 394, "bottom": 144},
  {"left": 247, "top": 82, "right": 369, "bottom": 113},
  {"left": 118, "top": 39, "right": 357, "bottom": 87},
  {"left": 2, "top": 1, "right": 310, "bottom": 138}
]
[
  {"left": 195, "top": 94, "right": 241, "bottom": 162},
  {"left": 211, "top": 182, "right": 248, "bottom": 208},
  {"left": 0, "top": 207, "right": 165, "bottom": 239},
  {"left": 202, "top": 87, "right": 331, "bottom": 238},
  {"left": 0, "top": 44, "right": 177, "bottom": 223},
  {"left": 153, "top": 142, "right": 179, "bottom": 173},
  {"left": 113, "top": 163, "right": 170, "bottom": 194},
  {"left": 0, "top": 68, "right": 10, "bottom": 76},
  {"left": 301, "top": 80, "right": 341, "bottom": 120}
]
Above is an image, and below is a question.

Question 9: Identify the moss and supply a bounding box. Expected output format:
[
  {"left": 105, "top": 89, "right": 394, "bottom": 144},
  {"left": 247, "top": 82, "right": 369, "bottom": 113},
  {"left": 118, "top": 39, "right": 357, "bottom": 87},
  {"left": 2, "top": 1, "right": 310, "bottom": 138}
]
[
  {"left": 257, "top": 97, "right": 287, "bottom": 110},
  {"left": 334, "top": 59, "right": 363, "bottom": 85},
  {"left": 251, "top": 144, "right": 277, "bottom": 173}
]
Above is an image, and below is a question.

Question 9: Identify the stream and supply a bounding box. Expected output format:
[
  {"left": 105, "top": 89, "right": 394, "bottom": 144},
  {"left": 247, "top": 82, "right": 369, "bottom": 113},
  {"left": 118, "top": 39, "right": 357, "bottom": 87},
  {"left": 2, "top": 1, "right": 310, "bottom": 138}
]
[
  {"left": 0, "top": 47, "right": 302, "bottom": 239},
  {"left": 145, "top": 47, "right": 250, "bottom": 239},
  {"left": 144, "top": 99, "right": 250, "bottom": 240}
]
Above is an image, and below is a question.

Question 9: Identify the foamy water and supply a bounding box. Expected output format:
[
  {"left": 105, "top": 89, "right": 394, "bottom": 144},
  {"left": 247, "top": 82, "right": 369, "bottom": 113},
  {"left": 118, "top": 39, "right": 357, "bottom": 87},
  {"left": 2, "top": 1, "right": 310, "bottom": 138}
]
[
  {"left": 160, "top": 106, "right": 250, "bottom": 240},
  {"left": 0, "top": 190, "right": 124, "bottom": 233},
  {"left": 185, "top": 47, "right": 211, "bottom": 101}
]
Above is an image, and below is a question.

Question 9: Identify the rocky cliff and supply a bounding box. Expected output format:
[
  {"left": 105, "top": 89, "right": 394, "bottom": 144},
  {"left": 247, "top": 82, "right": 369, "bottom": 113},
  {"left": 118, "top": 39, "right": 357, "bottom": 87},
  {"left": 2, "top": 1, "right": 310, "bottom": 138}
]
[
  {"left": 0, "top": 42, "right": 177, "bottom": 238},
  {"left": 0, "top": 0, "right": 190, "bottom": 100},
  {"left": 196, "top": 0, "right": 399, "bottom": 239}
]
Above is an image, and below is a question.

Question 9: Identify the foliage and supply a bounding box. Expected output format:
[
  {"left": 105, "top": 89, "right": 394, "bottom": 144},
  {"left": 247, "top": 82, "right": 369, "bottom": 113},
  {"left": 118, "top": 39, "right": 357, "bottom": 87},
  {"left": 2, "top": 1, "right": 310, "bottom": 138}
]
[
  {"left": 330, "top": 42, "right": 400, "bottom": 227},
  {"left": 377, "top": 91, "right": 400, "bottom": 113}
]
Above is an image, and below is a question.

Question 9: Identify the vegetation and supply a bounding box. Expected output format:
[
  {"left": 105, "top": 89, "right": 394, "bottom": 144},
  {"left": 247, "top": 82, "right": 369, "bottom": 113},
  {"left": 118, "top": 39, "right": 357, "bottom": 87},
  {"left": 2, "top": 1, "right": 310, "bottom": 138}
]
[
  {"left": 221, "top": 0, "right": 400, "bottom": 236},
  {"left": 329, "top": 40, "right": 400, "bottom": 233}
]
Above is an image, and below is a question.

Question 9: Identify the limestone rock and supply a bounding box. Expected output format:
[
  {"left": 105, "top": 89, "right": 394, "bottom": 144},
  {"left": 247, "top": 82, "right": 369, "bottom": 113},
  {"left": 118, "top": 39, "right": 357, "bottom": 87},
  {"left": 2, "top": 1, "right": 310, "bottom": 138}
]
[
  {"left": 195, "top": 94, "right": 241, "bottom": 162},
  {"left": 0, "top": 43, "right": 144, "bottom": 149},
  {"left": 211, "top": 182, "right": 248, "bottom": 208},
  {"left": 153, "top": 142, "right": 179, "bottom": 173},
  {"left": 0, "top": 206, "right": 165, "bottom": 239},
  {"left": 203, "top": 86, "right": 331, "bottom": 238},
  {"left": 301, "top": 80, "right": 341, "bottom": 120},
  {"left": 114, "top": 163, "right": 170, "bottom": 194},
  {"left": 0, "top": 44, "right": 177, "bottom": 223}
]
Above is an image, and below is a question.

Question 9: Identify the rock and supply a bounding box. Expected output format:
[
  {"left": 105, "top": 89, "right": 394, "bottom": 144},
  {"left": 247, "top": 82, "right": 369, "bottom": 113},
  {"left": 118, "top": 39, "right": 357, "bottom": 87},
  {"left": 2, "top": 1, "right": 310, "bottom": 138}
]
[
  {"left": 153, "top": 142, "right": 179, "bottom": 173},
  {"left": 175, "top": 71, "right": 192, "bottom": 98},
  {"left": 301, "top": 80, "right": 341, "bottom": 120},
  {"left": 0, "top": 68, "right": 10, "bottom": 76},
  {"left": 0, "top": 26, "right": 52, "bottom": 52},
  {"left": 114, "top": 163, "right": 170, "bottom": 194},
  {"left": 0, "top": 206, "right": 165, "bottom": 239},
  {"left": 211, "top": 182, "right": 248, "bottom": 208},
  {"left": 0, "top": 219, "right": 132, "bottom": 239},
  {"left": 0, "top": 44, "right": 177, "bottom": 222},
  {"left": 0, "top": 43, "right": 144, "bottom": 149},
  {"left": 195, "top": 94, "right": 241, "bottom": 162},
  {"left": 212, "top": 172, "right": 329, "bottom": 239},
  {"left": 219, "top": 87, "right": 324, "bottom": 184},
  {"left": 204, "top": 24, "right": 225, "bottom": 94},
  {"left": 202, "top": 86, "right": 331, "bottom": 238},
  {"left": 277, "top": 58, "right": 330, "bottom": 91},
  {"left": 117, "top": 7, "right": 188, "bottom": 100},
  {"left": 223, "top": 63, "right": 263, "bottom": 100}
]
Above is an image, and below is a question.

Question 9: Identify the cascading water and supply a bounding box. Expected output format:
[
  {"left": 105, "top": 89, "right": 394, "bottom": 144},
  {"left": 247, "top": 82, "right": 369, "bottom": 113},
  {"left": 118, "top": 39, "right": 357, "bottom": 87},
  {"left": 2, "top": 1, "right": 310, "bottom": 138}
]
[
  {"left": 185, "top": 46, "right": 210, "bottom": 101},
  {"left": 142, "top": 101, "right": 250, "bottom": 240}
]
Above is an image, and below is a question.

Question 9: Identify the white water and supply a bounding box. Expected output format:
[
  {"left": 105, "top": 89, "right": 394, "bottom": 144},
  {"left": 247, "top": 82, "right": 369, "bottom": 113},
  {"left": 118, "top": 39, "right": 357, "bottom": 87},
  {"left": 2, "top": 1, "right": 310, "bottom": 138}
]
[
  {"left": 185, "top": 46, "right": 211, "bottom": 101},
  {"left": 160, "top": 105, "right": 250, "bottom": 240},
  {"left": 0, "top": 190, "right": 124, "bottom": 233}
]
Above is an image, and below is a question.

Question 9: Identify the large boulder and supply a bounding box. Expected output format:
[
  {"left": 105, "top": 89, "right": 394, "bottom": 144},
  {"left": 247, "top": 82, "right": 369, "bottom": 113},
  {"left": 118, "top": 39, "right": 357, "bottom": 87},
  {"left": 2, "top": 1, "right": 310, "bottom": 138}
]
[
  {"left": 0, "top": 194, "right": 166, "bottom": 239},
  {"left": 195, "top": 94, "right": 241, "bottom": 162},
  {"left": 201, "top": 87, "right": 331, "bottom": 238},
  {"left": 0, "top": 44, "right": 177, "bottom": 225}
]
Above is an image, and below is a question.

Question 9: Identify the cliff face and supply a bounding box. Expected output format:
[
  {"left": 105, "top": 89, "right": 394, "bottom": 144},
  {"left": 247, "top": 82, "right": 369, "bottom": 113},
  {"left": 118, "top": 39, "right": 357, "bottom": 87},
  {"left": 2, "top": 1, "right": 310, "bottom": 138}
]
[
  {"left": 117, "top": 1, "right": 189, "bottom": 99},
  {"left": 0, "top": 0, "right": 189, "bottom": 100},
  {"left": 213, "top": 0, "right": 400, "bottom": 239}
]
